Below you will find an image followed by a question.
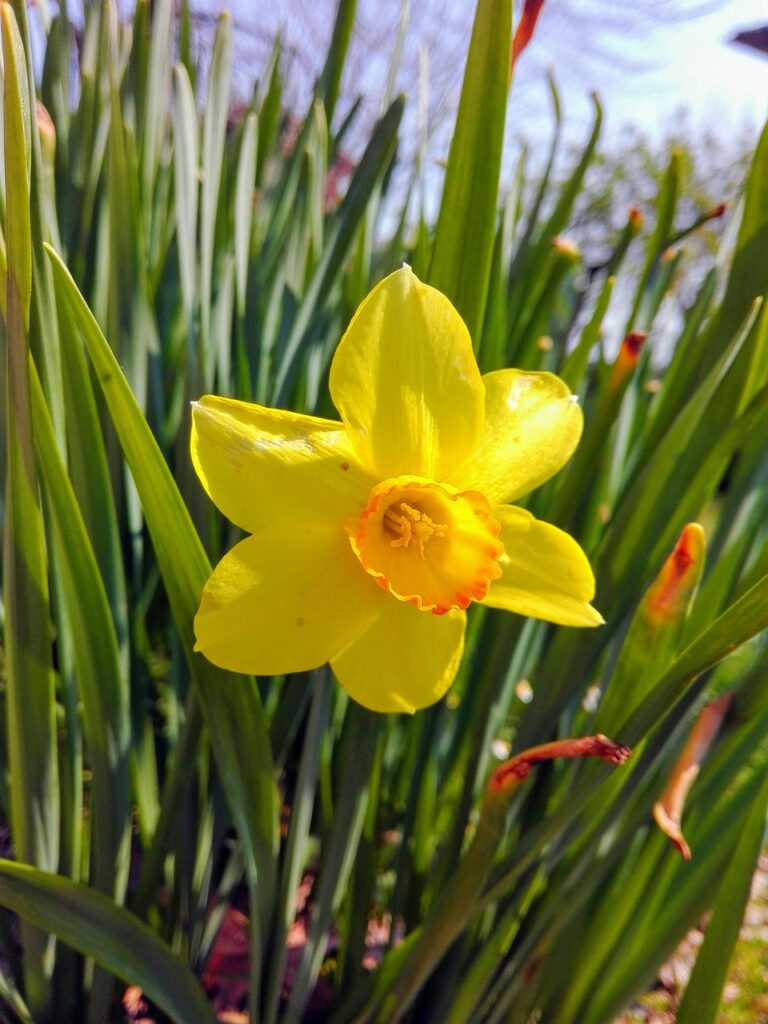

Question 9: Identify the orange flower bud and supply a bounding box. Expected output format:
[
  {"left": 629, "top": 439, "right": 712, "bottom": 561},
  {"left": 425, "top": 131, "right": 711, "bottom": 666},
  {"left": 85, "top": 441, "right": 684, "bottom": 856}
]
[
  {"left": 511, "top": 0, "right": 545, "bottom": 68},
  {"left": 653, "top": 692, "right": 732, "bottom": 859},
  {"left": 628, "top": 206, "right": 644, "bottom": 231},
  {"left": 609, "top": 331, "right": 647, "bottom": 390},
  {"left": 645, "top": 523, "right": 704, "bottom": 626}
]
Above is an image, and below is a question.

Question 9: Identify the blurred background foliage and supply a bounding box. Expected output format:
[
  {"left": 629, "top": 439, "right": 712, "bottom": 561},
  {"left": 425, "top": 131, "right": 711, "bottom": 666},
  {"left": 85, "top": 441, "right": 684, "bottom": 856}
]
[{"left": 0, "top": 0, "right": 767, "bottom": 1022}]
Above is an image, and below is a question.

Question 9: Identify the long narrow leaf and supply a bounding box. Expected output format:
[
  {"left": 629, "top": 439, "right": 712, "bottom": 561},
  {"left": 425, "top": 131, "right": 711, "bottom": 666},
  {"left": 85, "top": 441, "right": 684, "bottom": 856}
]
[
  {"left": 2, "top": 7, "right": 59, "bottom": 1012},
  {"left": 44, "top": 243, "right": 279, "bottom": 957},
  {"left": 0, "top": 861, "right": 217, "bottom": 1024},
  {"left": 429, "top": 0, "right": 511, "bottom": 343}
]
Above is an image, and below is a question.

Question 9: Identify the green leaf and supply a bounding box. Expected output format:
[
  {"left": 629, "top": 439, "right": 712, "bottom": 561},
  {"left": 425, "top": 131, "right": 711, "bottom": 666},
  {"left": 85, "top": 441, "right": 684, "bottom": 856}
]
[
  {"left": 29, "top": 361, "right": 131, "bottom": 902},
  {"left": 429, "top": 0, "right": 511, "bottom": 344},
  {"left": 282, "top": 703, "right": 380, "bottom": 1024},
  {"left": 319, "top": 0, "right": 358, "bottom": 124},
  {"left": 199, "top": 12, "right": 231, "bottom": 380},
  {"left": 263, "top": 674, "right": 331, "bottom": 1024},
  {"left": 533, "top": 92, "right": 603, "bottom": 260},
  {"left": 560, "top": 274, "right": 614, "bottom": 390},
  {"left": 172, "top": 62, "right": 200, "bottom": 325},
  {"left": 272, "top": 94, "right": 404, "bottom": 403},
  {"left": 234, "top": 109, "right": 258, "bottom": 316},
  {"left": 675, "top": 767, "right": 768, "bottom": 1024},
  {"left": 2, "top": 6, "right": 59, "bottom": 1012},
  {"left": 44, "top": 243, "right": 279, "bottom": 960},
  {"left": 2, "top": 2, "right": 31, "bottom": 318},
  {"left": 697, "top": 118, "right": 768, "bottom": 382},
  {"left": 140, "top": 0, "right": 173, "bottom": 201},
  {"left": 256, "top": 39, "right": 282, "bottom": 185},
  {"left": 624, "top": 146, "right": 681, "bottom": 334},
  {"left": 0, "top": 860, "right": 217, "bottom": 1024},
  {"left": 619, "top": 560, "right": 768, "bottom": 745}
]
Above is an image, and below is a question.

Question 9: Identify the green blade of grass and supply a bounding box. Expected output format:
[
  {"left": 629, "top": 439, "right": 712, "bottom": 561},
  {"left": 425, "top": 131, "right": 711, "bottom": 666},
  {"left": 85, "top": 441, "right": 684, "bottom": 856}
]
[
  {"left": 263, "top": 673, "right": 331, "bottom": 1024},
  {"left": 429, "top": 0, "right": 511, "bottom": 344},
  {"left": 0, "top": 861, "right": 218, "bottom": 1024},
  {"left": 579, "top": 757, "right": 768, "bottom": 1024},
  {"left": 172, "top": 62, "right": 199, "bottom": 329},
  {"left": 199, "top": 12, "right": 231, "bottom": 384},
  {"left": 696, "top": 118, "right": 768, "bottom": 383},
  {"left": 559, "top": 273, "right": 614, "bottom": 390},
  {"left": 319, "top": 0, "right": 358, "bottom": 124},
  {"left": 282, "top": 703, "right": 381, "bottom": 1024},
  {"left": 140, "top": 0, "right": 172, "bottom": 205},
  {"left": 44, "top": 242, "right": 279, "bottom": 970},
  {"left": 256, "top": 38, "right": 282, "bottom": 185},
  {"left": 2, "top": 7, "right": 59, "bottom": 1013},
  {"left": 674, "top": 767, "right": 768, "bottom": 1024},
  {"left": 29, "top": 361, "right": 131, "bottom": 903},
  {"left": 234, "top": 109, "right": 258, "bottom": 318},
  {"left": 623, "top": 147, "right": 681, "bottom": 334},
  {"left": 272, "top": 94, "right": 404, "bottom": 404}
]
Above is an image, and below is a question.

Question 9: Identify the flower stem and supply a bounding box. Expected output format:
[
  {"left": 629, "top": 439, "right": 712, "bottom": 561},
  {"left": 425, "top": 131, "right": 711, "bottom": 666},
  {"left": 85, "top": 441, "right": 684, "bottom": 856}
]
[{"left": 371, "top": 736, "right": 630, "bottom": 1024}]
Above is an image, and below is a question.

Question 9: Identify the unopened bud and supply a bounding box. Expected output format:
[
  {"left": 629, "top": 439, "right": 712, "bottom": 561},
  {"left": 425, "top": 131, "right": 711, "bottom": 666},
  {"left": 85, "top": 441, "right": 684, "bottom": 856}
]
[
  {"left": 36, "top": 100, "right": 56, "bottom": 163},
  {"left": 551, "top": 236, "right": 580, "bottom": 261},
  {"left": 490, "top": 734, "right": 630, "bottom": 795},
  {"left": 645, "top": 523, "right": 705, "bottom": 625},
  {"left": 628, "top": 206, "right": 644, "bottom": 231},
  {"left": 610, "top": 331, "right": 647, "bottom": 389},
  {"left": 706, "top": 201, "right": 727, "bottom": 221},
  {"left": 653, "top": 692, "right": 732, "bottom": 859}
]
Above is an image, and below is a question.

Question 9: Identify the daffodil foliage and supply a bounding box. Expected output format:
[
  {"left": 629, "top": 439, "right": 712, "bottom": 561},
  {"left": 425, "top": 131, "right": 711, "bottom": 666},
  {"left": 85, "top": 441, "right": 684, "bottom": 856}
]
[
  {"left": 192, "top": 268, "right": 601, "bottom": 712},
  {"left": 3, "top": 2, "right": 768, "bottom": 1024}
]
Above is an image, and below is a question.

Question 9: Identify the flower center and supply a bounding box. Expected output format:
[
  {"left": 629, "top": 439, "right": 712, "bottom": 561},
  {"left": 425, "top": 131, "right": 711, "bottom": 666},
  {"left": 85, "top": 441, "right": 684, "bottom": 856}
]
[
  {"left": 383, "top": 502, "right": 448, "bottom": 557},
  {"left": 347, "top": 476, "right": 504, "bottom": 614}
]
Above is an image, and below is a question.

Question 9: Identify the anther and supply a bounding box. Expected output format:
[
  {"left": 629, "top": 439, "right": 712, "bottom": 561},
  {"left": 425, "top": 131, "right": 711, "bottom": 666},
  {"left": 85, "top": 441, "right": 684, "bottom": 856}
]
[{"left": 384, "top": 502, "right": 447, "bottom": 558}]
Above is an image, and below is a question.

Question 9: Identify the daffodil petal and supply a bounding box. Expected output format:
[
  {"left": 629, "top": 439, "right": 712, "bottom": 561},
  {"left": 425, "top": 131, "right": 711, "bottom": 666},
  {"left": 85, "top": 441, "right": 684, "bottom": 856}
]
[
  {"left": 331, "top": 600, "right": 466, "bottom": 713},
  {"left": 449, "top": 370, "right": 582, "bottom": 504},
  {"left": 194, "top": 527, "right": 384, "bottom": 676},
  {"left": 329, "top": 266, "right": 484, "bottom": 480},
  {"left": 481, "top": 506, "right": 603, "bottom": 627},
  {"left": 191, "top": 396, "right": 373, "bottom": 533}
]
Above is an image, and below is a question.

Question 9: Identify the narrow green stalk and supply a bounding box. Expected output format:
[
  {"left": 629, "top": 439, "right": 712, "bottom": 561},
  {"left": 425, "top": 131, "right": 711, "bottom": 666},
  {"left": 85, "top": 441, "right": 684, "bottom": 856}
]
[{"left": 365, "top": 738, "right": 630, "bottom": 1024}]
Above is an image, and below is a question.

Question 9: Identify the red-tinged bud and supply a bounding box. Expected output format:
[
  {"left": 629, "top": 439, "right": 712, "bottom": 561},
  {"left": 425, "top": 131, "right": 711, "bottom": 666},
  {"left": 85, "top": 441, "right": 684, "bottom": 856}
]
[
  {"left": 653, "top": 692, "right": 732, "bottom": 860},
  {"left": 629, "top": 206, "right": 644, "bottom": 231},
  {"left": 624, "top": 331, "right": 647, "bottom": 358},
  {"left": 609, "top": 330, "right": 647, "bottom": 389},
  {"left": 645, "top": 523, "right": 705, "bottom": 626},
  {"left": 489, "top": 734, "right": 630, "bottom": 796},
  {"left": 551, "top": 235, "right": 580, "bottom": 260},
  {"left": 511, "top": 0, "right": 545, "bottom": 69},
  {"left": 706, "top": 201, "right": 727, "bottom": 221}
]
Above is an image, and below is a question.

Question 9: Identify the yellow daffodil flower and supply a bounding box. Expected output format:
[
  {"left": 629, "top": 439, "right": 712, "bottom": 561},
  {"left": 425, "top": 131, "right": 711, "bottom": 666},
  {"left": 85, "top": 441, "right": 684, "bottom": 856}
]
[{"left": 191, "top": 267, "right": 602, "bottom": 713}]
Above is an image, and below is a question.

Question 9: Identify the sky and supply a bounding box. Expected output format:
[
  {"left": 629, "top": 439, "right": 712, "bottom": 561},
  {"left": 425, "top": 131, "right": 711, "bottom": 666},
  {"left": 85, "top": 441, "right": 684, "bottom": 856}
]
[
  {"left": 520, "top": 0, "right": 768, "bottom": 144},
  {"left": 216, "top": 0, "right": 768, "bottom": 182},
  {"left": 45, "top": 1, "right": 768, "bottom": 172}
]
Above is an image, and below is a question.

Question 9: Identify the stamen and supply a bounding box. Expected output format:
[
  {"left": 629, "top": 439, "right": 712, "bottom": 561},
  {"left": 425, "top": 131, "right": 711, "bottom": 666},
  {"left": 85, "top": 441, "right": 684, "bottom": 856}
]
[
  {"left": 346, "top": 475, "right": 504, "bottom": 614},
  {"left": 384, "top": 501, "right": 448, "bottom": 558}
]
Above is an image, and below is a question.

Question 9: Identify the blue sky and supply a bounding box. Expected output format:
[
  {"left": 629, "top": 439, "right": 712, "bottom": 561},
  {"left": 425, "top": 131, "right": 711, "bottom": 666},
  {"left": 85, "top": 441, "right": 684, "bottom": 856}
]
[{"left": 525, "top": 0, "right": 768, "bottom": 143}]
